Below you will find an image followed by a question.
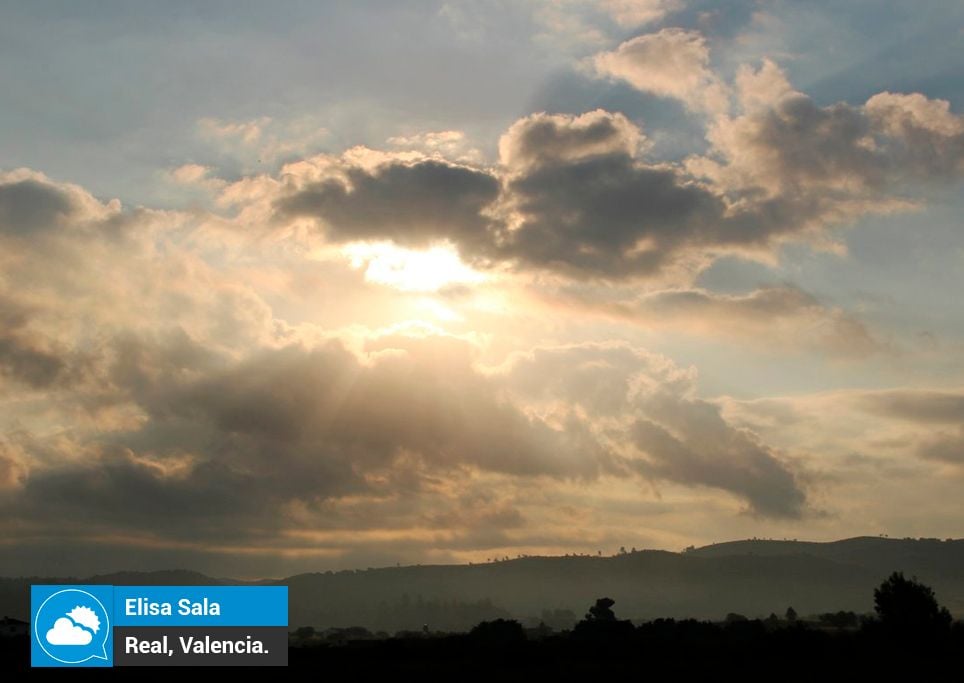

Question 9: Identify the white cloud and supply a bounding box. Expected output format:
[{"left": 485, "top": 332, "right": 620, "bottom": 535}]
[
  {"left": 168, "top": 164, "right": 227, "bottom": 193},
  {"left": 45, "top": 617, "right": 93, "bottom": 646},
  {"left": 387, "top": 130, "right": 483, "bottom": 163},
  {"left": 592, "top": 29, "right": 730, "bottom": 115}
]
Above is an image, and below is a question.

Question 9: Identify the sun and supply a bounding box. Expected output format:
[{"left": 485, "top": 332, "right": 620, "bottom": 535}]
[{"left": 343, "top": 241, "right": 487, "bottom": 292}]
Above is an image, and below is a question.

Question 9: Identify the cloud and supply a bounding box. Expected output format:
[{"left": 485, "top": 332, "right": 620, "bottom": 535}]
[
  {"left": 734, "top": 58, "right": 794, "bottom": 113},
  {"left": 630, "top": 414, "right": 805, "bottom": 519},
  {"left": 692, "top": 63, "right": 964, "bottom": 199},
  {"left": 0, "top": 169, "right": 118, "bottom": 237},
  {"left": 493, "top": 111, "right": 726, "bottom": 279},
  {"left": 0, "top": 294, "right": 76, "bottom": 389},
  {"left": 865, "top": 92, "right": 964, "bottom": 177},
  {"left": 500, "top": 343, "right": 807, "bottom": 517},
  {"left": 0, "top": 177, "right": 75, "bottom": 236},
  {"left": 168, "top": 164, "right": 227, "bottom": 193},
  {"left": 251, "top": 75, "right": 962, "bottom": 283},
  {"left": 499, "top": 109, "right": 644, "bottom": 172},
  {"left": 544, "top": 284, "right": 882, "bottom": 357},
  {"left": 326, "top": 95, "right": 951, "bottom": 282},
  {"left": 592, "top": 28, "right": 730, "bottom": 114},
  {"left": 0, "top": 29, "right": 961, "bottom": 572},
  {"left": 859, "top": 390, "right": 964, "bottom": 424},
  {"left": 273, "top": 154, "right": 500, "bottom": 251},
  {"left": 5, "top": 331, "right": 614, "bottom": 545},
  {"left": 854, "top": 390, "right": 964, "bottom": 466},
  {"left": 387, "top": 130, "right": 482, "bottom": 163},
  {"left": 1, "top": 325, "right": 807, "bottom": 565},
  {"left": 46, "top": 617, "right": 93, "bottom": 646},
  {"left": 1, "top": 1, "right": 963, "bottom": 581},
  {"left": 918, "top": 431, "right": 964, "bottom": 465},
  {"left": 0, "top": 442, "right": 26, "bottom": 490},
  {"left": 170, "top": 164, "right": 216, "bottom": 185}
]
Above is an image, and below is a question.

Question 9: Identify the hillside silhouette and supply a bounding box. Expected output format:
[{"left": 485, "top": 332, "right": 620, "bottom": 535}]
[{"left": 2, "top": 537, "right": 962, "bottom": 632}]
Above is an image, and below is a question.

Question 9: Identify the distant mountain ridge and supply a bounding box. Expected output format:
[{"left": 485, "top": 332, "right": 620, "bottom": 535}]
[
  {"left": 2, "top": 537, "right": 962, "bottom": 630},
  {"left": 689, "top": 536, "right": 964, "bottom": 574}
]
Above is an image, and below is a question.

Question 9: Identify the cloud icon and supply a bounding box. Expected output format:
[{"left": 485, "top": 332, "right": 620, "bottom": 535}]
[{"left": 46, "top": 617, "right": 93, "bottom": 646}]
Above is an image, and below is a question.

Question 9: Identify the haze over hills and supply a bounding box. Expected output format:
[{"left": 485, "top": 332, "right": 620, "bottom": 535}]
[{"left": 3, "top": 537, "right": 962, "bottom": 632}]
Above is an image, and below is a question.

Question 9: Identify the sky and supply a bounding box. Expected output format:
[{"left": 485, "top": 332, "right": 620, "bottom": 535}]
[{"left": 0, "top": 0, "right": 962, "bottom": 578}]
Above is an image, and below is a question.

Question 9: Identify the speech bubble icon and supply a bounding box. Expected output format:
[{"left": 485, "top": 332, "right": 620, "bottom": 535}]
[{"left": 34, "top": 588, "right": 111, "bottom": 665}]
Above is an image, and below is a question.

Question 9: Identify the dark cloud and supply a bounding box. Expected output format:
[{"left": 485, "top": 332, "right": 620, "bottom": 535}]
[
  {"left": 274, "top": 159, "right": 500, "bottom": 250},
  {"left": 498, "top": 109, "right": 642, "bottom": 171},
  {"left": 917, "top": 431, "right": 964, "bottom": 464},
  {"left": 631, "top": 395, "right": 806, "bottom": 518},
  {"left": 730, "top": 94, "right": 882, "bottom": 190},
  {"left": 0, "top": 330, "right": 809, "bottom": 565},
  {"left": 0, "top": 336, "right": 67, "bottom": 389},
  {"left": 502, "top": 343, "right": 807, "bottom": 517},
  {"left": 497, "top": 152, "right": 724, "bottom": 278},
  {"left": 0, "top": 177, "right": 76, "bottom": 235},
  {"left": 2, "top": 333, "right": 611, "bottom": 545},
  {"left": 260, "top": 88, "right": 963, "bottom": 282},
  {"left": 697, "top": 70, "right": 964, "bottom": 202},
  {"left": 16, "top": 445, "right": 286, "bottom": 537},
  {"left": 0, "top": 294, "right": 73, "bottom": 389},
  {"left": 495, "top": 88, "right": 962, "bottom": 278},
  {"left": 165, "top": 336, "right": 604, "bottom": 479},
  {"left": 262, "top": 116, "right": 758, "bottom": 280}
]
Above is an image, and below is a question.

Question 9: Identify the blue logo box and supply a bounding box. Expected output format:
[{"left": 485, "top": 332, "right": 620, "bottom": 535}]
[{"left": 31, "top": 585, "right": 115, "bottom": 668}]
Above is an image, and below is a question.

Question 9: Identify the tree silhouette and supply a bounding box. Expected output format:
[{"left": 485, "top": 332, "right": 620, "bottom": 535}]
[
  {"left": 573, "top": 597, "right": 634, "bottom": 640},
  {"left": 469, "top": 618, "right": 525, "bottom": 644},
  {"left": 873, "top": 572, "right": 952, "bottom": 634},
  {"left": 785, "top": 606, "right": 797, "bottom": 623},
  {"left": 586, "top": 597, "right": 617, "bottom": 622}
]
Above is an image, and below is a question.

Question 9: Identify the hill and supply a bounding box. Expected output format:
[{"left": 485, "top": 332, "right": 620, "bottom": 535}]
[{"left": 2, "top": 537, "right": 962, "bottom": 631}]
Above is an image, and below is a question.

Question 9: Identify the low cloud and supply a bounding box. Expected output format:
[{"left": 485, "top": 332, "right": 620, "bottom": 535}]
[
  {"left": 860, "top": 390, "right": 964, "bottom": 424},
  {"left": 545, "top": 285, "right": 882, "bottom": 358},
  {"left": 855, "top": 390, "right": 964, "bottom": 466},
  {"left": 500, "top": 343, "right": 807, "bottom": 517},
  {"left": 918, "top": 431, "right": 964, "bottom": 465}
]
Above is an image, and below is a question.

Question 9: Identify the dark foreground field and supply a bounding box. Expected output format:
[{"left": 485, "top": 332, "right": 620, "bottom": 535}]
[
  {"left": 5, "top": 619, "right": 964, "bottom": 681},
  {"left": 6, "top": 571, "right": 962, "bottom": 680}
]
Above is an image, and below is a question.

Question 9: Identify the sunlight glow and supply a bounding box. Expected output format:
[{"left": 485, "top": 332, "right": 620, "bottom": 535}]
[{"left": 343, "top": 242, "right": 487, "bottom": 292}]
